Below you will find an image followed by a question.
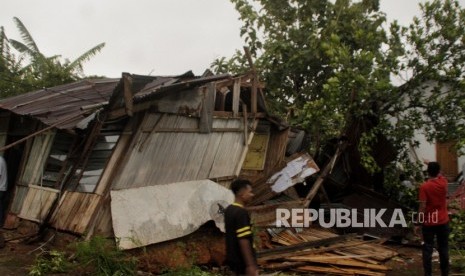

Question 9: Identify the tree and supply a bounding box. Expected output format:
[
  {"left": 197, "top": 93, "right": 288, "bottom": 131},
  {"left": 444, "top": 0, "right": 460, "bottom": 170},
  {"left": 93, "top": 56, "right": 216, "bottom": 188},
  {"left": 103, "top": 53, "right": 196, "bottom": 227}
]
[
  {"left": 213, "top": 0, "right": 465, "bottom": 174},
  {"left": 0, "top": 26, "right": 25, "bottom": 98},
  {"left": 0, "top": 17, "right": 105, "bottom": 98}
]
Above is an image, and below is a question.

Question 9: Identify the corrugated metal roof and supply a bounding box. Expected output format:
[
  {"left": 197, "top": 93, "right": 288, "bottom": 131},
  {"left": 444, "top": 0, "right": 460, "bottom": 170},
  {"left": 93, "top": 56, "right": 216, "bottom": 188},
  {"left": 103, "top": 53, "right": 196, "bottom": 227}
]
[
  {"left": 133, "top": 73, "right": 231, "bottom": 103},
  {"left": 0, "top": 79, "right": 119, "bottom": 129}
]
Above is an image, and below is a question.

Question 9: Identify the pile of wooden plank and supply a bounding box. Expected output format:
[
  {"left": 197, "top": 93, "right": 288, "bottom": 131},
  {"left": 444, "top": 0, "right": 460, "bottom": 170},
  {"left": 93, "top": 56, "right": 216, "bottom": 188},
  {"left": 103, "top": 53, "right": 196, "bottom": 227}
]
[{"left": 257, "top": 228, "right": 397, "bottom": 276}]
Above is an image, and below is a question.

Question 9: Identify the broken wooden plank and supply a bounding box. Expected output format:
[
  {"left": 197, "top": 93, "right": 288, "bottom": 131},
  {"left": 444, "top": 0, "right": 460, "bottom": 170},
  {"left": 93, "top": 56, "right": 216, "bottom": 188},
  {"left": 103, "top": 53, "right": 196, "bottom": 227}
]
[
  {"left": 123, "top": 74, "right": 134, "bottom": 117},
  {"left": 242, "top": 103, "right": 248, "bottom": 145},
  {"left": 294, "top": 265, "right": 386, "bottom": 276},
  {"left": 304, "top": 142, "right": 345, "bottom": 208},
  {"left": 261, "top": 261, "right": 308, "bottom": 271},
  {"left": 213, "top": 111, "right": 266, "bottom": 118},
  {"left": 199, "top": 83, "right": 215, "bottom": 133},
  {"left": 258, "top": 239, "right": 383, "bottom": 262},
  {"left": 232, "top": 78, "right": 241, "bottom": 117},
  {"left": 288, "top": 253, "right": 390, "bottom": 271}
]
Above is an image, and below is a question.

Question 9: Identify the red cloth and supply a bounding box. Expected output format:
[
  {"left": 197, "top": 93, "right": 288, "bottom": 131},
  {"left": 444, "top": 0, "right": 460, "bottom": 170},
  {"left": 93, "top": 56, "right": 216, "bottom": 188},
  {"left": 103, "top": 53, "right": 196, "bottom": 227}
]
[{"left": 419, "top": 175, "right": 449, "bottom": 226}]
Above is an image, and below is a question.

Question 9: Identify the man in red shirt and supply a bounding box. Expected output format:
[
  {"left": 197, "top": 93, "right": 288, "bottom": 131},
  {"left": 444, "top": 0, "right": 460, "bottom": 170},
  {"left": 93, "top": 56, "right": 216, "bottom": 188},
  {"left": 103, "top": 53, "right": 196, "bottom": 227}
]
[{"left": 418, "top": 161, "right": 449, "bottom": 276}]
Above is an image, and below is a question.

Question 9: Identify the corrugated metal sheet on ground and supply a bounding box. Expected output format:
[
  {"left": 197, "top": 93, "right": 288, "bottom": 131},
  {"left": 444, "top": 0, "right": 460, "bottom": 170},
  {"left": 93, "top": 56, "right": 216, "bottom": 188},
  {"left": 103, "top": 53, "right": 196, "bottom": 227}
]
[
  {"left": 18, "top": 185, "right": 59, "bottom": 222},
  {"left": 50, "top": 191, "right": 101, "bottom": 234},
  {"left": 112, "top": 113, "right": 252, "bottom": 190},
  {"left": 111, "top": 179, "right": 234, "bottom": 249},
  {"left": 0, "top": 79, "right": 118, "bottom": 129}
]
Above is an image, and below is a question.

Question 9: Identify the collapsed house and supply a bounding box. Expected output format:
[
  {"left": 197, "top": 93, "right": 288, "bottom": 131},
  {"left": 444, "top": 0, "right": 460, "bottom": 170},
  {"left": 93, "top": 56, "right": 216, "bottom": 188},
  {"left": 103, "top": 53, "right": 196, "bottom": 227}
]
[
  {"left": 0, "top": 65, "right": 413, "bottom": 275},
  {"left": 0, "top": 70, "right": 313, "bottom": 249}
]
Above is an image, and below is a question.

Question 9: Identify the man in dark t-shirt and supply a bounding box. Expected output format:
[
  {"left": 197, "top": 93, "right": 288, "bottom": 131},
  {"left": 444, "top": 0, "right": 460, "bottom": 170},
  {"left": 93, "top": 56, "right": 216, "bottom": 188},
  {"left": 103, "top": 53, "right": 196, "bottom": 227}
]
[{"left": 224, "top": 179, "right": 258, "bottom": 276}]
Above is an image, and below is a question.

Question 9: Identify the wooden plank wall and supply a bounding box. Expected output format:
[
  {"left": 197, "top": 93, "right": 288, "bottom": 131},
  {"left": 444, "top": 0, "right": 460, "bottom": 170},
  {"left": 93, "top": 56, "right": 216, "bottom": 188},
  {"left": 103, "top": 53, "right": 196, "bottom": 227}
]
[
  {"left": 242, "top": 127, "right": 290, "bottom": 205},
  {"left": 10, "top": 185, "right": 28, "bottom": 214},
  {"left": 9, "top": 129, "right": 56, "bottom": 218},
  {"left": 93, "top": 198, "right": 113, "bottom": 237},
  {"left": 50, "top": 191, "right": 101, "bottom": 234},
  {"left": 112, "top": 113, "right": 253, "bottom": 190},
  {"left": 17, "top": 185, "right": 59, "bottom": 222},
  {"left": 19, "top": 130, "right": 56, "bottom": 186}
]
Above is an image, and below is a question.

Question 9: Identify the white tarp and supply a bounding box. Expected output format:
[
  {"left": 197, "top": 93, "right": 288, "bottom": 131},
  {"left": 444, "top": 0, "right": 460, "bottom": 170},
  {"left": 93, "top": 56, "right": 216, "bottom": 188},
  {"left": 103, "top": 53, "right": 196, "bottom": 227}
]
[
  {"left": 268, "top": 153, "right": 320, "bottom": 193},
  {"left": 111, "top": 179, "right": 234, "bottom": 250}
]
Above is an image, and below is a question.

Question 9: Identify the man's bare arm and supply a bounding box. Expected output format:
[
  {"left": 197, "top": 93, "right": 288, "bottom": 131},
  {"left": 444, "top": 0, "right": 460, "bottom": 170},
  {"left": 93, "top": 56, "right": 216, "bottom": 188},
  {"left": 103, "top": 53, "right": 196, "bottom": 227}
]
[{"left": 239, "top": 239, "right": 258, "bottom": 275}]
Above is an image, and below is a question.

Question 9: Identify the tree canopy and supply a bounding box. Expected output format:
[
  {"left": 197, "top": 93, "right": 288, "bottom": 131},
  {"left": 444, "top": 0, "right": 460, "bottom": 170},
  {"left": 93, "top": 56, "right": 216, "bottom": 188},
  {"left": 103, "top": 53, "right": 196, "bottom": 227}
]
[
  {"left": 0, "top": 17, "right": 105, "bottom": 98},
  {"left": 212, "top": 0, "right": 465, "bottom": 173}
]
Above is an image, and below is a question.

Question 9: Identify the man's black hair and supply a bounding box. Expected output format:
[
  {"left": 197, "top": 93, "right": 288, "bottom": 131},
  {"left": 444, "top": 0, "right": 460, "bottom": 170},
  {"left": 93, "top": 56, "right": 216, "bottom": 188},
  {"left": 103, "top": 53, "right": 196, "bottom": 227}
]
[
  {"left": 427, "top": 162, "right": 440, "bottom": 177},
  {"left": 230, "top": 179, "right": 251, "bottom": 195}
]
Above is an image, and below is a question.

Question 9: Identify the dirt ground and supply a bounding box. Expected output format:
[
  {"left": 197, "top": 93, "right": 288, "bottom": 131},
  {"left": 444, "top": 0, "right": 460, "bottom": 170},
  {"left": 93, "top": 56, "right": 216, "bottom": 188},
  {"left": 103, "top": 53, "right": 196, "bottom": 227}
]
[{"left": 0, "top": 236, "right": 464, "bottom": 275}]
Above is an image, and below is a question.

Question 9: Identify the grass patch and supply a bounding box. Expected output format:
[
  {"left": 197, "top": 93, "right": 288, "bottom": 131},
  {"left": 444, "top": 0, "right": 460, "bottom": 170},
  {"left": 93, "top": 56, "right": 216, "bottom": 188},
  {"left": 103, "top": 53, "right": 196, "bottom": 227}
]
[
  {"left": 160, "top": 266, "right": 221, "bottom": 276},
  {"left": 28, "top": 236, "right": 137, "bottom": 276}
]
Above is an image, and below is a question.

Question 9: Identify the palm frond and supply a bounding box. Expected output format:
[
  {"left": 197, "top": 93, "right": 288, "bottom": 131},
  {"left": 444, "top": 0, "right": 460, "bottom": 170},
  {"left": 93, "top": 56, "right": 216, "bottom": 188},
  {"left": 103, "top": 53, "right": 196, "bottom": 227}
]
[
  {"left": 0, "top": 26, "right": 6, "bottom": 50},
  {"left": 67, "top": 42, "right": 105, "bottom": 72},
  {"left": 13, "top": 17, "right": 40, "bottom": 53},
  {"left": 9, "top": 39, "right": 36, "bottom": 56},
  {"left": 0, "top": 26, "right": 10, "bottom": 57}
]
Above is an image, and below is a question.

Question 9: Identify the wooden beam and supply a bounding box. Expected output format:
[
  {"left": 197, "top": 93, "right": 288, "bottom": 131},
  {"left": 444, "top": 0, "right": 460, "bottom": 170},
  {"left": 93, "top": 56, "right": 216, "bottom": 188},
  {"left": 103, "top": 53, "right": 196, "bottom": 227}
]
[
  {"left": 252, "top": 76, "right": 258, "bottom": 114},
  {"left": 141, "top": 128, "right": 245, "bottom": 133},
  {"left": 243, "top": 46, "right": 258, "bottom": 114},
  {"left": 242, "top": 103, "right": 248, "bottom": 145},
  {"left": 258, "top": 239, "right": 380, "bottom": 262},
  {"left": 235, "top": 119, "right": 258, "bottom": 176},
  {"left": 232, "top": 78, "right": 241, "bottom": 117},
  {"left": 85, "top": 118, "right": 137, "bottom": 239},
  {"left": 212, "top": 111, "right": 266, "bottom": 118},
  {"left": 0, "top": 111, "right": 88, "bottom": 153},
  {"left": 199, "top": 83, "right": 215, "bottom": 133},
  {"left": 257, "top": 234, "right": 356, "bottom": 259},
  {"left": 123, "top": 74, "right": 134, "bottom": 117},
  {"left": 243, "top": 46, "right": 256, "bottom": 70},
  {"left": 303, "top": 143, "right": 345, "bottom": 208}
]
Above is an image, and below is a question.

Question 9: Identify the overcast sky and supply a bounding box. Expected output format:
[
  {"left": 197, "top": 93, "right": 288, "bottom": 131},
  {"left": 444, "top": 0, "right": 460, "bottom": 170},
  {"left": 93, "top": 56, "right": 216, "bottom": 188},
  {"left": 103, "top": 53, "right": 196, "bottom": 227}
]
[{"left": 1, "top": 0, "right": 464, "bottom": 78}]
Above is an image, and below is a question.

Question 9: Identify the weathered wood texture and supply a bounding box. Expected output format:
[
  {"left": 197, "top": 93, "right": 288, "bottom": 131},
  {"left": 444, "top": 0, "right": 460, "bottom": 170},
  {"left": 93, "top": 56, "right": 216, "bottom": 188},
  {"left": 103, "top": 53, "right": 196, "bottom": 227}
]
[
  {"left": 260, "top": 228, "right": 397, "bottom": 276},
  {"left": 50, "top": 191, "right": 101, "bottom": 234},
  {"left": 242, "top": 126, "right": 290, "bottom": 205},
  {"left": 19, "top": 130, "right": 56, "bottom": 186},
  {"left": 111, "top": 113, "right": 255, "bottom": 190},
  {"left": 17, "top": 185, "right": 59, "bottom": 222}
]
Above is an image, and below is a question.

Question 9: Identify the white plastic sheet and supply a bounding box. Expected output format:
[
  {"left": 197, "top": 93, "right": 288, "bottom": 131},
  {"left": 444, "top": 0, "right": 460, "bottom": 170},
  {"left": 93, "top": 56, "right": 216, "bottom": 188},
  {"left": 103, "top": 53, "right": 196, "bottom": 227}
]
[{"left": 111, "top": 179, "right": 234, "bottom": 249}]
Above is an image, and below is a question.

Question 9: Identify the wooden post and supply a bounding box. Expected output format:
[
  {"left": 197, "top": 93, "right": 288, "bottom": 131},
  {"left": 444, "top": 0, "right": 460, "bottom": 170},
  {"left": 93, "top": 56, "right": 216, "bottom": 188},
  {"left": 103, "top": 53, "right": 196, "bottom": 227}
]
[
  {"left": 232, "top": 78, "right": 241, "bottom": 117},
  {"left": 123, "top": 74, "right": 133, "bottom": 117},
  {"left": 303, "top": 142, "right": 344, "bottom": 208},
  {"left": 243, "top": 47, "right": 258, "bottom": 114},
  {"left": 251, "top": 76, "right": 258, "bottom": 114},
  {"left": 242, "top": 103, "right": 248, "bottom": 145},
  {"left": 199, "top": 83, "right": 216, "bottom": 133}
]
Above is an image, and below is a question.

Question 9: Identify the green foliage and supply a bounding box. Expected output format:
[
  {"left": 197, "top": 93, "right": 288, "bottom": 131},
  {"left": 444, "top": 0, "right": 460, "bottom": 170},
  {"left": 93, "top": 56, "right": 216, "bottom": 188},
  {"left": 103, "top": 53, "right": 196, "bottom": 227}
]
[
  {"left": 449, "top": 205, "right": 465, "bottom": 248},
  {"left": 449, "top": 206, "right": 465, "bottom": 270},
  {"left": 0, "top": 17, "right": 105, "bottom": 98},
  {"left": 216, "top": 0, "right": 465, "bottom": 173},
  {"left": 28, "top": 250, "right": 71, "bottom": 276},
  {"left": 450, "top": 249, "right": 465, "bottom": 271},
  {"left": 74, "top": 236, "right": 137, "bottom": 276},
  {"left": 160, "top": 266, "right": 221, "bottom": 276}
]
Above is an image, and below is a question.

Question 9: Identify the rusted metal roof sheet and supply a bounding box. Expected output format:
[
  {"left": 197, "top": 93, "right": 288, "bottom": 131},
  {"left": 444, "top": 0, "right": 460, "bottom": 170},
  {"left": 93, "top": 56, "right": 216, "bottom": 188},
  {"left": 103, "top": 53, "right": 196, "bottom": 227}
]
[
  {"left": 134, "top": 73, "right": 231, "bottom": 103},
  {"left": 0, "top": 79, "right": 119, "bottom": 129}
]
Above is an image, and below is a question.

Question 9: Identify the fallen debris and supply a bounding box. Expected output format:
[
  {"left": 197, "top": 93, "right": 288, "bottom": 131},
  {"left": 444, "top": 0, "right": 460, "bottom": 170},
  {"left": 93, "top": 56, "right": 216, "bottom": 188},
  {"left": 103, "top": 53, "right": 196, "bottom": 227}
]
[{"left": 258, "top": 228, "right": 397, "bottom": 276}]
